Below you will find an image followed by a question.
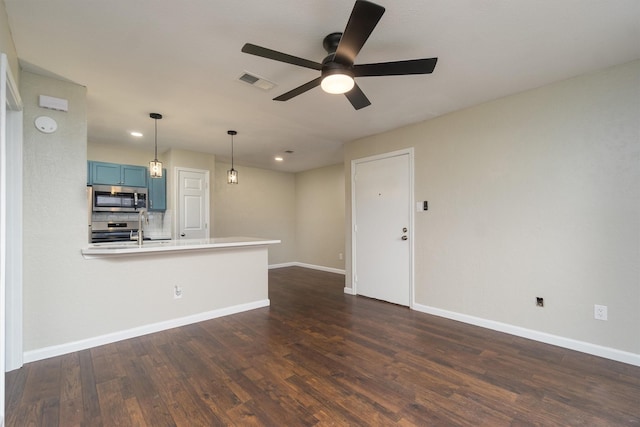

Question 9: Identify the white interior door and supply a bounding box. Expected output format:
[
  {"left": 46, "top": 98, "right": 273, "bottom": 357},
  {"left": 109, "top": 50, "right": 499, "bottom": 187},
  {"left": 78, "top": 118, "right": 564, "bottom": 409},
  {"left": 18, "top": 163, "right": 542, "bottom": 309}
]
[
  {"left": 176, "top": 168, "right": 209, "bottom": 239},
  {"left": 353, "top": 150, "right": 413, "bottom": 306}
]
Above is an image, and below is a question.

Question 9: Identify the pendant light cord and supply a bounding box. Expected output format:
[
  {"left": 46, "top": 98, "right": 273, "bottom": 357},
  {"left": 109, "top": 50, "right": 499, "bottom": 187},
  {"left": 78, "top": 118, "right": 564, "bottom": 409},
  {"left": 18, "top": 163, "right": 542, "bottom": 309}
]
[
  {"left": 228, "top": 130, "right": 237, "bottom": 170},
  {"left": 150, "top": 112, "right": 162, "bottom": 162},
  {"left": 154, "top": 118, "right": 158, "bottom": 161}
]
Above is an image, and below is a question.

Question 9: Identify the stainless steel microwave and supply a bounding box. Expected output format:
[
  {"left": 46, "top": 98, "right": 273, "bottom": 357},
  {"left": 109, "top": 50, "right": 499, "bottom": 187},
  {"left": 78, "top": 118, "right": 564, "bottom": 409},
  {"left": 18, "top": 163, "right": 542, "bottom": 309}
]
[{"left": 91, "top": 184, "right": 147, "bottom": 212}]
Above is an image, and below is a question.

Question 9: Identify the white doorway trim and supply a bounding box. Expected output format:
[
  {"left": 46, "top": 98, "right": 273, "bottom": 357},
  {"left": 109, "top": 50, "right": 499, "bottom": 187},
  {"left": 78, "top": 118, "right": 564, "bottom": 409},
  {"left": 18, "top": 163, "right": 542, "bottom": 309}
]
[
  {"left": 350, "top": 148, "right": 415, "bottom": 308},
  {"left": 1, "top": 52, "right": 24, "bottom": 425}
]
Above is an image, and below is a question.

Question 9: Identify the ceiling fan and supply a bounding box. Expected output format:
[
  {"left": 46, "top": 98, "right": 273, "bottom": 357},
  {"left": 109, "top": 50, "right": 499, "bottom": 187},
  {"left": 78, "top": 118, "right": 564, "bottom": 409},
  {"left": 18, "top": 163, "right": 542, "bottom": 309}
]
[{"left": 241, "top": 0, "right": 438, "bottom": 110}]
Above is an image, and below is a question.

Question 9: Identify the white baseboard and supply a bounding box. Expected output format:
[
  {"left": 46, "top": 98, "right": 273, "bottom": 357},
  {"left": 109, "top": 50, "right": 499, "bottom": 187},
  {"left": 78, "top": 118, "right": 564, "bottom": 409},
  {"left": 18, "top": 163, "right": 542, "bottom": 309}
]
[
  {"left": 268, "top": 262, "right": 297, "bottom": 269},
  {"left": 23, "top": 299, "right": 270, "bottom": 364},
  {"left": 413, "top": 303, "right": 640, "bottom": 367},
  {"left": 269, "top": 262, "right": 345, "bottom": 275},
  {"left": 344, "top": 287, "right": 355, "bottom": 295}
]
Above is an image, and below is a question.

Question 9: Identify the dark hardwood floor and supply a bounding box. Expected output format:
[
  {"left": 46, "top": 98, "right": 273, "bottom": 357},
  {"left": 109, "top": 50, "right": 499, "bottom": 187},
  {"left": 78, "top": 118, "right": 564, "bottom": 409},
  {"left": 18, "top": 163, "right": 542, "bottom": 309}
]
[{"left": 6, "top": 266, "right": 640, "bottom": 426}]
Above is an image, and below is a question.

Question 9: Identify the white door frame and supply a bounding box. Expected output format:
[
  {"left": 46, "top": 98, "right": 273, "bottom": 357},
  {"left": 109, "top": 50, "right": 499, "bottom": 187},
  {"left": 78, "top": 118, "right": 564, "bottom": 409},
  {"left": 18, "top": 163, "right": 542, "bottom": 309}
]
[
  {"left": 350, "top": 148, "right": 415, "bottom": 308},
  {"left": 2, "top": 52, "right": 24, "bottom": 425},
  {"left": 174, "top": 166, "right": 210, "bottom": 239}
]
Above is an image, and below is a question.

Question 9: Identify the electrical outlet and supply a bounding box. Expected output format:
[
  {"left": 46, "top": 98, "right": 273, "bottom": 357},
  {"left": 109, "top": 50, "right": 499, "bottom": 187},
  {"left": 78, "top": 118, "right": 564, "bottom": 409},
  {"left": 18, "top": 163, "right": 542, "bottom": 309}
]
[
  {"left": 594, "top": 304, "right": 607, "bottom": 321},
  {"left": 338, "top": 252, "right": 343, "bottom": 260},
  {"left": 174, "top": 285, "right": 183, "bottom": 299}
]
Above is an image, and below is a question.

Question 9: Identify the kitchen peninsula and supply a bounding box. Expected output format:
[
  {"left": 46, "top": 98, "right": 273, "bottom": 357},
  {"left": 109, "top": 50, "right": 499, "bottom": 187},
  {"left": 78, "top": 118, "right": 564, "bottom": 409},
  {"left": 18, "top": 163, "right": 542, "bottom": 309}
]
[{"left": 26, "top": 237, "right": 280, "bottom": 363}]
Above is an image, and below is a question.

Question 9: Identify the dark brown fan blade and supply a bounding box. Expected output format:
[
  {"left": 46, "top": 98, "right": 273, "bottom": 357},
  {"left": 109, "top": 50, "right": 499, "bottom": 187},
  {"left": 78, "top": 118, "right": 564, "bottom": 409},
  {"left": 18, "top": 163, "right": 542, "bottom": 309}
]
[
  {"left": 334, "top": 0, "right": 385, "bottom": 66},
  {"left": 354, "top": 58, "right": 438, "bottom": 77},
  {"left": 344, "top": 83, "right": 371, "bottom": 110},
  {"left": 273, "top": 77, "right": 323, "bottom": 101},
  {"left": 242, "top": 43, "right": 322, "bottom": 71}
]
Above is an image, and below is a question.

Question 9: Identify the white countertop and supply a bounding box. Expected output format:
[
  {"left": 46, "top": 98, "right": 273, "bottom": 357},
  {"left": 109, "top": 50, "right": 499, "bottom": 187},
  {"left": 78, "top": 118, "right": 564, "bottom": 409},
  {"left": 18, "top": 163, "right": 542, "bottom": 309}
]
[{"left": 82, "top": 236, "right": 281, "bottom": 258}]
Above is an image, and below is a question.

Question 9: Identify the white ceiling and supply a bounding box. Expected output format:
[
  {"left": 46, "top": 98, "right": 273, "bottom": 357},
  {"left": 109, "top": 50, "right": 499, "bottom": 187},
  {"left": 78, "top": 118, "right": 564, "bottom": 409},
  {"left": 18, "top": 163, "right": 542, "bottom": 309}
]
[{"left": 5, "top": 0, "right": 640, "bottom": 172}]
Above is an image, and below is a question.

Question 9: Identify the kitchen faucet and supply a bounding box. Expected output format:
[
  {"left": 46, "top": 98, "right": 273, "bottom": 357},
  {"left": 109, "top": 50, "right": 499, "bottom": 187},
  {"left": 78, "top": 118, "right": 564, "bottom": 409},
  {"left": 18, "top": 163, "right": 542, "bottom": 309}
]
[{"left": 131, "top": 208, "right": 149, "bottom": 247}]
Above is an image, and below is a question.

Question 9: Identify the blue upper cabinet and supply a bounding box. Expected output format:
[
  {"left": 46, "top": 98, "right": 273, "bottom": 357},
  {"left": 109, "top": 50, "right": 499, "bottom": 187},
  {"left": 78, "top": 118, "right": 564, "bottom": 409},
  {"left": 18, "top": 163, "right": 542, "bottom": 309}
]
[
  {"left": 91, "top": 162, "right": 120, "bottom": 185},
  {"left": 148, "top": 169, "right": 167, "bottom": 211},
  {"left": 89, "top": 161, "right": 147, "bottom": 187},
  {"left": 121, "top": 164, "right": 148, "bottom": 187}
]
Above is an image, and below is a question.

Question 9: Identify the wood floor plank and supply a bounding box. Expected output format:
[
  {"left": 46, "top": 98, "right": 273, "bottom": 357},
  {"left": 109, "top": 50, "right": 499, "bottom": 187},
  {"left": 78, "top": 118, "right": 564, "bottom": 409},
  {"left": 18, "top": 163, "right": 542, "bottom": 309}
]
[
  {"left": 117, "top": 354, "right": 171, "bottom": 426},
  {"left": 6, "top": 266, "right": 640, "bottom": 426},
  {"left": 59, "top": 353, "right": 82, "bottom": 403},
  {"left": 77, "top": 349, "right": 103, "bottom": 425},
  {"left": 96, "top": 378, "right": 133, "bottom": 426}
]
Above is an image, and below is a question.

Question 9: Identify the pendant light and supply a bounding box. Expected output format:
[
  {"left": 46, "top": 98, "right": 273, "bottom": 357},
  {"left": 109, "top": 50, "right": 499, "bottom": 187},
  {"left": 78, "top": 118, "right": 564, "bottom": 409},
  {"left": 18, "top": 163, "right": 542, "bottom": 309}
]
[
  {"left": 227, "top": 130, "right": 238, "bottom": 184},
  {"left": 149, "top": 113, "right": 163, "bottom": 179}
]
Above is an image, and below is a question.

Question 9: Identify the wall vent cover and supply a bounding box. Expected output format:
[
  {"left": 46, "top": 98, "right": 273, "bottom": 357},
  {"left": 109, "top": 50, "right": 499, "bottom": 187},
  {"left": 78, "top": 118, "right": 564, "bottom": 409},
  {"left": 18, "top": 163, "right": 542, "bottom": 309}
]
[{"left": 238, "top": 72, "right": 276, "bottom": 91}]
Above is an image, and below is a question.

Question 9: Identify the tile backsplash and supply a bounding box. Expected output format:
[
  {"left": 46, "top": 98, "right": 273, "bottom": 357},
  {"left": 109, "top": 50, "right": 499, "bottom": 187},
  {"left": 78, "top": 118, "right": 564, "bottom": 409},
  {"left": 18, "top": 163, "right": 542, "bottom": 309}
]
[{"left": 91, "top": 210, "right": 172, "bottom": 239}]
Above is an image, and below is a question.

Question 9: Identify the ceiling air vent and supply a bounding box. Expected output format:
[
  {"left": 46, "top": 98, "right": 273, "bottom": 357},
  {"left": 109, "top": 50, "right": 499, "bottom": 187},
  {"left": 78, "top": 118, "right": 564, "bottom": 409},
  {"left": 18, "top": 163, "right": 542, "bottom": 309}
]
[{"left": 238, "top": 72, "right": 276, "bottom": 91}]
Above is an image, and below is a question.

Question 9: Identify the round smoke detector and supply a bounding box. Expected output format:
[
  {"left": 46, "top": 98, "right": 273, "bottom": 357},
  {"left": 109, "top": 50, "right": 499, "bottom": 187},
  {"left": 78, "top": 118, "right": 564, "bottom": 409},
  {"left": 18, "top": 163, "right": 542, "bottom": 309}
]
[{"left": 34, "top": 116, "right": 58, "bottom": 134}]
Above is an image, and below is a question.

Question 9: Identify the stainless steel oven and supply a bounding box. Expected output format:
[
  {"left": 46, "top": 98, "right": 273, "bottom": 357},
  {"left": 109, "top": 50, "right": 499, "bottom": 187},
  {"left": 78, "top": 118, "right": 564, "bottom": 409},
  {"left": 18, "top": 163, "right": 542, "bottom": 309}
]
[{"left": 90, "top": 220, "right": 139, "bottom": 243}]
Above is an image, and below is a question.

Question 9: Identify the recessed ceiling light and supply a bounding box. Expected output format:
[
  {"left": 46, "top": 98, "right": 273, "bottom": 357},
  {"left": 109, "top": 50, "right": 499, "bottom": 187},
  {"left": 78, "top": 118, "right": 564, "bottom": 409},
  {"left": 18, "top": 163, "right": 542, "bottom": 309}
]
[
  {"left": 275, "top": 156, "right": 284, "bottom": 162},
  {"left": 130, "top": 131, "right": 143, "bottom": 137}
]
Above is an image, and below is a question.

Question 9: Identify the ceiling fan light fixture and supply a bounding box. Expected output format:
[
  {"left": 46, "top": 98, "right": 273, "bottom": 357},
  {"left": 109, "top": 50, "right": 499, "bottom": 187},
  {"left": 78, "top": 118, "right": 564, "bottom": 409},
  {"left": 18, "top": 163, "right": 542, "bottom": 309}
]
[
  {"left": 321, "top": 70, "right": 355, "bottom": 94},
  {"left": 241, "top": 1, "right": 437, "bottom": 109}
]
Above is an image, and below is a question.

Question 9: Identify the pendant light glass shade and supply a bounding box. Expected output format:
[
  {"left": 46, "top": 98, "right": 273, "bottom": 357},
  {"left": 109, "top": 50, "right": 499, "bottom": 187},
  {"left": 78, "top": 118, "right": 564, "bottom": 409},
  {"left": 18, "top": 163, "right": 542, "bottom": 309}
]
[
  {"left": 227, "top": 130, "right": 238, "bottom": 184},
  {"left": 227, "top": 168, "right": 238, "bottom": 184},
  {"left": 149, "top": 160, "right": 163, "bottom": 178},
  {"left": 149, "top": 113, "right": 163, "bottom": 178}
]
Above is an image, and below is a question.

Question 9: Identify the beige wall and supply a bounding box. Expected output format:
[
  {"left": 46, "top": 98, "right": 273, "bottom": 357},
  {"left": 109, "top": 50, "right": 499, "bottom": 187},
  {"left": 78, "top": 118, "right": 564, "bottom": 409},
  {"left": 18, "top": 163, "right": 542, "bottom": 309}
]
[
  {"left": 21, "top": 71, "right": 89, "bottom": 351},
  {"left": 345, "top": 60, "right": 640, "bottom": 356},
  {"left": 88, "top": 141, "right": 161, "bottom": 166},
  {"left": 295, "top": 163, "right": 345, "bottom": 270},
  {"left": 213, "top": 162, "right": 296, "bottom": 265}
]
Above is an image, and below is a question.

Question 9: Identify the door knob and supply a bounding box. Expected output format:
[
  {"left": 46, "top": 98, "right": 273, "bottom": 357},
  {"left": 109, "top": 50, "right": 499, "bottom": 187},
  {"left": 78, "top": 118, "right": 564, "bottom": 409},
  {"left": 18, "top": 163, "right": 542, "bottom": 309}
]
[
  {"left": 402, "top": 227, "right": 408, "bottom": 232},
  {"left": 401, "top": 235, "right": 408, "bottom": 240},
  {"left": 180, "top": 233, "right": 186, "bottom": 237}
]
